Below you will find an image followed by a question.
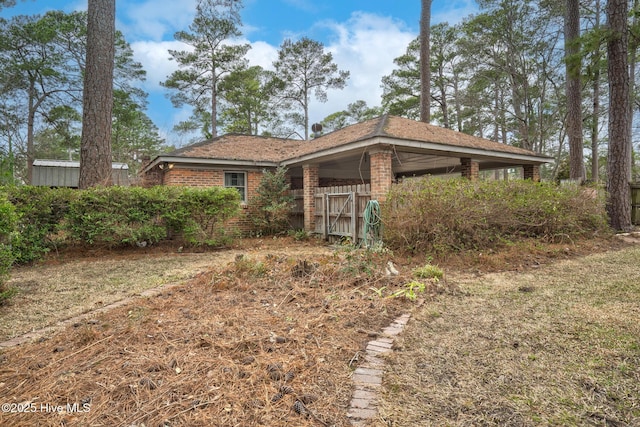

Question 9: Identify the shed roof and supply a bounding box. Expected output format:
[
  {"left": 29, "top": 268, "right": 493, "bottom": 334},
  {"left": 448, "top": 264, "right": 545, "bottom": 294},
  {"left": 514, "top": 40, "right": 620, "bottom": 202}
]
[{"left": 33, "top": 159, "right": 129, "bottom": 169}]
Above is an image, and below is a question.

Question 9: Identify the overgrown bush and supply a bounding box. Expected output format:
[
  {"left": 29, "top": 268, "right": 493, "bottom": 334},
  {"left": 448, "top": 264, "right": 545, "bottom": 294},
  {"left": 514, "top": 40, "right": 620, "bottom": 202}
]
[
  {"left": 249, "top": 166, "right": 294, "bottom": 235},
  {"left": 4, "top": 186, "right": 76, "bottom": 264},
  {"left": 383, "top": 178, "right": 610, "bottom": 255},
  {"left": 165, "top": 186, "right": 242, "bottom": 246},
  {"left": 65, "top": 186, "right": 241, "bottom": 248},
  {"left": 0, "top": 194, "right": 17, "bottom": 302},
  {"left": 66, "top": 186, "right": 167, "bottom": 247}
]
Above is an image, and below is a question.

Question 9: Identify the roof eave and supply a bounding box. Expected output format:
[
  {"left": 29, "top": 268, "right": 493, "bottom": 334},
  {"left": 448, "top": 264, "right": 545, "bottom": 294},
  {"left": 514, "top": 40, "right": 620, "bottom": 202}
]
[
  {"left": 281, "top": 136, "right": 553, "bottom": 167},
  {"left": 385, "top": 137, "right": 554, "bottom": 164},
  {"left": 140, "top": 156, "right": 280, "bottom": 174}
]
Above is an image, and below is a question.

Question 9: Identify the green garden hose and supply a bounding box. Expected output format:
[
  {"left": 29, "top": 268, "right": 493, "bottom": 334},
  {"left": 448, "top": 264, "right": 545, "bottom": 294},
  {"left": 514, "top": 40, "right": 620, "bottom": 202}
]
[{"left": 363, "top": 199, "right": 382, "bottom": 248}]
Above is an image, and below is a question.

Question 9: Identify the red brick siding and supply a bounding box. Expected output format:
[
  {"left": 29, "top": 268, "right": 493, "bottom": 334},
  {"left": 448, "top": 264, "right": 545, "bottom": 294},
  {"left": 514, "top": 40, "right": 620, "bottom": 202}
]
[
  {"left": 460, "top": 158, "right": 479, "bottom": 181},
  {"left": 370, "top": 150, "right": 393, "bottom": 202},
  {"left": 160, "top": 167, "right": 269, "bottom": 235},
  {"left": 163, "top": 168, "right": 223, "bottom": 187},
  {"left": 523, "top": 164, "right": 540, "bottom": 182},
  {"left": 303, "top": 164, "right": 319, "bottom": 231}
]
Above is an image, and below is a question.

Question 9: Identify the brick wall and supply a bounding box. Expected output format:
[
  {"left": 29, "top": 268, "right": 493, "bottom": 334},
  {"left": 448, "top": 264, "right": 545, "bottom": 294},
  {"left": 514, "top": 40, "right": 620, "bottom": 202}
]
[
  {"left": 163, "top": 167, "right": 223, "bottom": 187},
  {"left": 160, "top": 166, "right": 269, "bottom": 235},
  {"left": 232, "top": 170, "right": 265, "bottom": 234},
  {"left": 370, "top": 149, "right": 393, "bottom": 202},
  {"left": 460, "top": 158, "right": 479, "bottom": 181},
  {"left": 523, "top": 164, "right": 541, "bottom": 182},
  {"left": 303, "top": 164, "right": 319, "bottom": 231}
]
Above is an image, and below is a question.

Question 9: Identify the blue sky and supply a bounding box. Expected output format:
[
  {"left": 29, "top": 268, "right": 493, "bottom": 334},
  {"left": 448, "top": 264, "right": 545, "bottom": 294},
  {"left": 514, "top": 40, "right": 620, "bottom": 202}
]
[{"left": 2, "top": 0, "right": 478, "bottom": 145}]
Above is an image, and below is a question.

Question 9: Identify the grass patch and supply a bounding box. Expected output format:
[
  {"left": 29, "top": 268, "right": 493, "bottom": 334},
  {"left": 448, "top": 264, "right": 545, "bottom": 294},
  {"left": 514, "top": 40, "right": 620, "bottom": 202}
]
[{"left": 377, "top": 245, "right": 640, "bottom": 426}]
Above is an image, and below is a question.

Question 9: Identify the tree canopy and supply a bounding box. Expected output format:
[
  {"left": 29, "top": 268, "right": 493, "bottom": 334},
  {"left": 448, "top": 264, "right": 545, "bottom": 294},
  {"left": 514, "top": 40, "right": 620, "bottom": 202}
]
[
  {"left": 272, "top": 37, "right": 350, "bottom": 140},
  {"left": 0, "top": 10, "right": 165, "bottom": 184},
  {"left": 162, "top": 0, "right": 249, "bottom": 139}
]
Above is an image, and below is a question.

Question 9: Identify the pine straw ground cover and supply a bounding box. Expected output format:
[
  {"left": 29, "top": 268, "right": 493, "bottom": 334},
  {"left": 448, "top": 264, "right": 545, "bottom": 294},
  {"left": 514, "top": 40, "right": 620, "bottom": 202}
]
[
  {"left": 0, "top": 240, "right": 335, "bottom": 342},
  {"left": 377, "top": 243, "right": 640, "bottom": 427},
  {"left": 0, "top": 239, "right": 420, "bottom": 427}
]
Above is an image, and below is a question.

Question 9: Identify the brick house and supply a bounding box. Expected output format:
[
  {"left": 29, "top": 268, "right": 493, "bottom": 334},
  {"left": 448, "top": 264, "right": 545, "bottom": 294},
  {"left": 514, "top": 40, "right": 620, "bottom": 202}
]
[{"left": 141, "top": 114, "right": 552, "bottom": 232}]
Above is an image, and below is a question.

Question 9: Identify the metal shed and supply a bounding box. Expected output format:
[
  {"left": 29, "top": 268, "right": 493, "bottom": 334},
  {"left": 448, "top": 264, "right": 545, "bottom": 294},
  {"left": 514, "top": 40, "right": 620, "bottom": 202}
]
[{"left": 32, "top": 159, "right": 130, "bottom": 187}]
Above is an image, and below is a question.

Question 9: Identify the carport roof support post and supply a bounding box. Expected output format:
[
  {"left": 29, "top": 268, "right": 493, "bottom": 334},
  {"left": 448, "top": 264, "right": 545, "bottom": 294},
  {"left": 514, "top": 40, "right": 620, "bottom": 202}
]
[
  {"left": 460, "top": 157, "right": 479, "bottom": 181},
  {"left": 369, "top": 148, "right": 393, "bottom": 202},
  {"left": 303, "top": 163, "right": 319, "bottom": 232}
]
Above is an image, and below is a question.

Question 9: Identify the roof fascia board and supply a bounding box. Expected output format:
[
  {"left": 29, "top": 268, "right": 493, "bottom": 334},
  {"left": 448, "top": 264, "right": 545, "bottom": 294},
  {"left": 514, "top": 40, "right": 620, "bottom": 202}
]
[
  {"left": 281, "top": 138, "right": 384, "bottom": 166},
  {"left": 282, "top": 136, "right": 552, "bottom": 166},
  {"left": 141, "top": 156, "right": 279, "bottom": 173},
  {"left": 383, "top": 137, "right": 553, "bottom": 163}
]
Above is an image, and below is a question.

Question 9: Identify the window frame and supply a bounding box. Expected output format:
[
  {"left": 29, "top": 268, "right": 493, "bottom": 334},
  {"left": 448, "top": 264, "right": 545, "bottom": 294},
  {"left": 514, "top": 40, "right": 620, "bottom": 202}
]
[{"left": 224, "top": 171, "right": 247, "bottom": 202}]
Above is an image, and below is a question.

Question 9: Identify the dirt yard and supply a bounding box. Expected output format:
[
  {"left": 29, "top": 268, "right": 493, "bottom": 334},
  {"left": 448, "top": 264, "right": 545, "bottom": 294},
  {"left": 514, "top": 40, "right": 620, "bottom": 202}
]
[
  {"left": 0, "top": 235, "right": 638, "bottom": 426},
  {"left": 0, "top": 238, "right": 335, "bottom": 342},
  {"left": 0, "top": 237, "right": 416, "bottom": 426}
]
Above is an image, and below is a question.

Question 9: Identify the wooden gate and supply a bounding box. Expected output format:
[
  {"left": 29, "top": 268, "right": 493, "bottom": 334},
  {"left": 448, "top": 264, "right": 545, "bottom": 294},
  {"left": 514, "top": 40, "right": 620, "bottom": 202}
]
[{"left": 314, "top": 184, "right": 371, "bottom": 242}]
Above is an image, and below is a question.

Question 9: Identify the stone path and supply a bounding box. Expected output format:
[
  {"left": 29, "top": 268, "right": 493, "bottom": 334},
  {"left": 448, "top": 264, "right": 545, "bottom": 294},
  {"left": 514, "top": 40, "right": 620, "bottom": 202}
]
[{"left": 347, "top": 312, "right": 412, "bottom": 426}]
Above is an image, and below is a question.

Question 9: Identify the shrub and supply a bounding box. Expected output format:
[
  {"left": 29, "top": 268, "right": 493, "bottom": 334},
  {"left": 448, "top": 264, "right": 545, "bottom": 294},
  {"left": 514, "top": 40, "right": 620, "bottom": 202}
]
[
  {"left": 65, "top": 186, "right": 241, "bottom": 248},
  {"left": 168, "top": 186, "right": 242, "bottom": 246},
  {"left": 391, "top": 281, "right": 426, "bottom": 301},
  {"left": 248, "top": 166, "right": 294, "bottom": 235},
  {"left": 4, "top": 186, "right": 76, "bottom": 264},
  {"left": 413, "top": 264, "right": 444, "bottom": 280},
  {"left": 383, "top": 178, "right": 610, "bottom": 255},
  {"left": 0, "top": 194, "right": 17, "bottom": 302},
  {"left": 66, "top": 186, "right": 167, "bottom": 247}
]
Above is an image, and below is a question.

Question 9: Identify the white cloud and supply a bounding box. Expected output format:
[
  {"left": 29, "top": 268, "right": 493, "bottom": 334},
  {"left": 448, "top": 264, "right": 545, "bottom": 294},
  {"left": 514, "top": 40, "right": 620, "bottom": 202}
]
[
  {"left": 245, "top": 41, "right": 279, "bottom": 70},
  {"left": 433, "top": 0, "right": 479, "bottom": 25},
  {"left": 119, "top": 0, "right": 197, "bottom": 41},
  {"left": 131, "top": 40, "right": 189, "bottom": 90},
  {"left": 308, "top": 12, "right": 416, "bottom": 124}
]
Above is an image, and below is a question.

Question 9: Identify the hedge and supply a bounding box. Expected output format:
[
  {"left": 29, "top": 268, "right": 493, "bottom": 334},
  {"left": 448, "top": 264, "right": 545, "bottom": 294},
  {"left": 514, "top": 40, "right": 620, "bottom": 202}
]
[
  {"left": 65, "top": 186, "right": 241, "bottom": 248},
  {"left": 382, "top": 178, "right": 611, "bottom": 254},
  {"left": 0, "top": 194, "right": 17, "bottom": 299}
]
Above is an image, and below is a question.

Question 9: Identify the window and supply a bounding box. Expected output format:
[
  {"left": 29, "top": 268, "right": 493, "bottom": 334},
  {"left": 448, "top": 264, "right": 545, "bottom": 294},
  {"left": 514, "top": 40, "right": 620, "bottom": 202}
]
[{"left": 224, "top": 172, "right": 246, "bottom": 202}]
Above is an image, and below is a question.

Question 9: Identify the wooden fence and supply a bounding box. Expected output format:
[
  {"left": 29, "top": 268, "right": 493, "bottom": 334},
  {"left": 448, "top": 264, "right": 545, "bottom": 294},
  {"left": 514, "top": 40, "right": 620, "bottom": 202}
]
[
  {"left": 290, "top": 189, "right": 305, "bottom": 230},
  {"left": 289, "top": 184, "right": 372, "bottom": 242},
  {"left": 632, "top": 184, "right": 640, "bottom": 225},
  {"left": 315, "top": 184, "right": 371, "bottom": 242}
]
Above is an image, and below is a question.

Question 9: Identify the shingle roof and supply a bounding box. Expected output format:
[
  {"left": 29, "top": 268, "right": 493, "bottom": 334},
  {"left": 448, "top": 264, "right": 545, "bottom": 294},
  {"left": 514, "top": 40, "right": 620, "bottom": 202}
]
[
  {"left": 166, "top": 134, "right": 302, "bottom": 162},
  {"left": 380, "top": 115, "right": 545, "bottom": 157},
  {"left": 283, "top": 114, "right": 546, "bottom": 159},
  {"left": 155, "top": 115, "right": 550, "bottom": 166}
]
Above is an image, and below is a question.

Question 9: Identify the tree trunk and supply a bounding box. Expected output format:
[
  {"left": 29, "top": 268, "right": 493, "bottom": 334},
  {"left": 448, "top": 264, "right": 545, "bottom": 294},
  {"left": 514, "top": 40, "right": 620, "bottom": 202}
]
[
  {"left": 26, "top": 80, "right": 35, "bottom": 184},
  {"left": 79, "top": 0, "right": 115, "bottom": 189},
  {"left": 628, "top": 0, "right": 639, "bottom": 181},
  {"left": 591, "top": 68, "right": 601, "bottom": 182},
  {"left": 565, "top": 0, "right": 585, "bottom": 182},
  {"left": 453, "top": 73, "right": 462, "bottom": 132},
  {"left": 304, "top": 79, "right": 310, "bottom": 140},
  {"left": 211, "top": 76, "right": 218, "bottom": 138},
  {"left": 439, "top": 80, "right": 449, "bottom": 128},
  {"left": 419, "top": 0, "right": 432, "bottom": 123},
  {"left": 591, "top": 0, "right": 602, "bottom": 183},
  {"left": 606, "top": 0, "right": 632, "bottom": 231}
]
